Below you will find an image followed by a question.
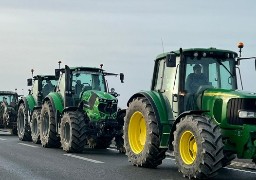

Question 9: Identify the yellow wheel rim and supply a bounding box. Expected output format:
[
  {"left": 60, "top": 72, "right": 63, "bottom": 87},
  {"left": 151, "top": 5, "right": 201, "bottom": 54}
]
[
  {"left": 128, "top": 111, "right": 147, "bottom": 154},
  {"left": 179, "top": 131, "right": 197, "bottom": 165}
]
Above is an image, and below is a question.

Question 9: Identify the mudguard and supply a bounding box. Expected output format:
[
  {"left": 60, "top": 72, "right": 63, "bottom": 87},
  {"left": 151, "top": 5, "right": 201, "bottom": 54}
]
[
  {"left": 127, "top": 91, "right": 171, "bottom": 148},
  {"left": 43, "top": 92, "right": 64, "bottom": 113}
]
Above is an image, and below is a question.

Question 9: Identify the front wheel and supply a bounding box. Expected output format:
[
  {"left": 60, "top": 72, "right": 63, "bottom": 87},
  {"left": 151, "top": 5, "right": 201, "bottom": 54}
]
[
  {"left": 60, "top": 111, "right": 87, "bottom": 153},
  {"left": 40, "top": 101, "right": 60, "bottom": 148},
  {"left": 173, "top": 115, "right": 224, "bottom": 179},
  {"left": 124, "top": 97, "right": 166, "bottom": 168}
]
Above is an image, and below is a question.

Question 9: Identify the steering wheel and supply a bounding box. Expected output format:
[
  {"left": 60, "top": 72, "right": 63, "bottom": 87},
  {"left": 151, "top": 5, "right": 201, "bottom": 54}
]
[{"left": 82, "top": 83, "right": 90, "bottom": 86}]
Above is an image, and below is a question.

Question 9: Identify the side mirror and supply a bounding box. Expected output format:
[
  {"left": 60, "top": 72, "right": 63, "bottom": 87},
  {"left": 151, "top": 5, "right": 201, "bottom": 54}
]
[
  {"left": 120, "top": 73, "right": 124, "bottom": 83},
  {"left": 27, "top": 78, "right": 32, "bottom": 86},
  {"left": 255, "top": 59, "right": 256, "bottom": 71},
  {"left": 55, "top": 69, "right": 61, "bottom": 79},
  {"left": 166, "top": 53, "right": 176, "bottom": 67}
]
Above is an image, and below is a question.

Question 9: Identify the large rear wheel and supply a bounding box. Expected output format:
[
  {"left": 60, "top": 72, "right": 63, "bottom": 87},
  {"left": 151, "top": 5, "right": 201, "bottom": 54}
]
[
  {"left": 40, "top": 101, "right": 60, "bottom": 148},
  {"left": 31, "top": 109, "right": 41, "bottom": 144},
  {"left": 60, "top": 111, "right": 87, "bottom": 153},
  {"left": 124, "top": 97, "right": 166, "bottom": 168},
  {"left": 17, "top": 103, "right": 31, "bottom": 141},
  {"left": 173, "top": 115, "right": 224, "bottom": 179}
]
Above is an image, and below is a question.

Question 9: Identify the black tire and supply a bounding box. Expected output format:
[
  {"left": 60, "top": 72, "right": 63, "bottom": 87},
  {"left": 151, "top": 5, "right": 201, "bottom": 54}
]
[
  {"left": 222, "top": 151, "right": 236, "bottom": 167},
  {"left": 115, "top": 111, "right": 126, "bottom": 153},
  {"left": 40, "top": 101, "right": 60, "bottom": 148},
  {"left": 17, "top": 103, "right": 31, "bottom": 141},
  {"left": 60, "top": 111, "right": 87, "bottom": 153},
  {"left": 124, "top": 97, "right": 166, "bottom": 168},
  {"left": 31, "top": 109, "right": 41, "bottom": 144},
  {"left": 173, "top": 115, "right": 224, "bottom": 179}
]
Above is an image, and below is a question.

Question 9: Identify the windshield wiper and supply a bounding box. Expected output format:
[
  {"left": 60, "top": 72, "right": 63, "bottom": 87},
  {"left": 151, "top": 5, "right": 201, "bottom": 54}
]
[{"left": 215, "top": 59, "right": 234, "bottom": 77}]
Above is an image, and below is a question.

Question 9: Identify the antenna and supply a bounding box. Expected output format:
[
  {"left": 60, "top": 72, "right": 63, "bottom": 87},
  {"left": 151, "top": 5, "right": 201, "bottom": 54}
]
[
  {"left": 161, "top": 38, "right": 165, "bottom": 53},
  {"left": 58, "top": 61, "right": 62, "bottom": 69},
  {"left": 31, "top": 69, "right": 34, "bottom": 78}
]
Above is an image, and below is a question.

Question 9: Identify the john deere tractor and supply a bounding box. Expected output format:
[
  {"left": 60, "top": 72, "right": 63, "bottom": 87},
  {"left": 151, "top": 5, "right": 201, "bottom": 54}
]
[
  {"left": 40, "top": 65, "right": 125, "bottom": 153},
  {"left": 0, "top": 91, "right": 18, "bottom": 135},
  {"left": 124, "top": 43, "right": 256, "bottom": 179},
  {"left": 17, "top": 75, "right": 57, "bottom": 143}
]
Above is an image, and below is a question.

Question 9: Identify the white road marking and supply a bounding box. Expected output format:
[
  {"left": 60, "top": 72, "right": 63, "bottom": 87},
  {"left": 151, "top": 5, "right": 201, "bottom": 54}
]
[
  {"left": 0, "top": 138, "right": 7, "bottom": 140},
  {"left": 224, "top": 167, "right": 256, "bottom": 174},
  {"left": 18, "top": 143, "right": 38, "bottom": 148},
  {"left": 107, "top": 148, "right": 118, "bottom": 152},
  {"left": 165, "top": 157, "right": 175, "bottom": 160},
  {"left": 63, "top": 154, "right": 104, "bottom": 164}
]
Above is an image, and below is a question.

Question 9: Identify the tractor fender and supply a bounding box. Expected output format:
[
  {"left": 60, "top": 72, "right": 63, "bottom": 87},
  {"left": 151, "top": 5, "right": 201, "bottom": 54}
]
[
  {"left": 20, "top": 95, "right": 36, "bottom": 112},
  {"left": 127, "top": 91, "right": 171, "bottom": 148},
  {"left": 43, "top": 92, "right": 64, "bottom": 114},
  {"left": 43, "top": 92, "right": 64, "bottom": 130},
  {"left": 18, "top": 95, "right": 36, "bottom": 116},
  {"left": 169, "top": 110, "right": 209, "bottom": 150}
]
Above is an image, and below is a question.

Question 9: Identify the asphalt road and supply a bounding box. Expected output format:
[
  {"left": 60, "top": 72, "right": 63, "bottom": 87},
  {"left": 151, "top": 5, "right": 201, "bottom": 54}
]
[{"left": 1, "top": 131, "right": 256, "bottom": 180}]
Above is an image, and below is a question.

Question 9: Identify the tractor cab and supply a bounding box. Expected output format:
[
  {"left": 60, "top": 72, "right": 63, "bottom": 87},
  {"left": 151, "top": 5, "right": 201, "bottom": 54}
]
[
  {"left": 56, "top": 65, "right": 124, "bottom": 108},
  {"left": 152, "top": 48, "right": 239, "bottom": 118},
  {"left": 27, "top": 75, "right": 57, "bottom": 106},
  {"left": 56, "top": 66, "right": 108, "bottom": 107}
]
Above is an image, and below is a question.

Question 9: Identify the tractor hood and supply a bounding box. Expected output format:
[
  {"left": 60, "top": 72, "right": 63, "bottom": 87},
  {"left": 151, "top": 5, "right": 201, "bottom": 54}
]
[
  {"left": 203, "top": 88, "right": 256, "bottom": 100},
  {"left": 81, "top": 90, "right": 118, "bottom": 122},
  {"left": 200, "top": 88, "right": 256, "bottom": 126}
]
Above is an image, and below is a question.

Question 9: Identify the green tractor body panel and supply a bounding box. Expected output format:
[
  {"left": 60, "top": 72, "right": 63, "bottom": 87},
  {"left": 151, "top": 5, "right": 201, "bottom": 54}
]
[
  {"left": 25, "top": 95, "right": 36, "bottom": 112},
  {"left": 201, "top": 88, "right": 256, "bottom": 158},
  {"left": 82, "top": 90, "right": 118, "bottom": 122},
  {"left": 128, "top": 91, "right": 171, "bottom": 148},
  {"left": 46, "top": 92, "right": 64, "bottom": 113}
]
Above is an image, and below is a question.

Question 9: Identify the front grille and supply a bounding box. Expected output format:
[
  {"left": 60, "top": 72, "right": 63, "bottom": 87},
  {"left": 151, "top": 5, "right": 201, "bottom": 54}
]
[
  {"left": 98, "top": 101, "right": 117, "bottom": 114},
  {"left": 227, "top": 98, "right": 256, "bottom": 125}
]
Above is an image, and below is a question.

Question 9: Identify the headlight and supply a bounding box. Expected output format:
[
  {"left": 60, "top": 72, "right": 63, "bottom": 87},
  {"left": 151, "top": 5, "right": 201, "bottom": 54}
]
[{"left": 238, "top": 110, "right": 256, "bottom": 118}]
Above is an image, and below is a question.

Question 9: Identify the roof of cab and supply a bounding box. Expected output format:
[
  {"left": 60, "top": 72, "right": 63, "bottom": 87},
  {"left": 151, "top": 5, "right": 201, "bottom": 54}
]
[{"left": 156, "top": 47, "right": 238, "bottom": 60}]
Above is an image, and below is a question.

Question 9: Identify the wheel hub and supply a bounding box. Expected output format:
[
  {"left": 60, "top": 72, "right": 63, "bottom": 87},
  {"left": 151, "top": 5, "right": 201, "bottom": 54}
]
[
  {"left": 128, "top": 111, "right": 147, "bottom": 154},
  {"left": 179, "top": 130, "right": 197, "bottom": 165}
]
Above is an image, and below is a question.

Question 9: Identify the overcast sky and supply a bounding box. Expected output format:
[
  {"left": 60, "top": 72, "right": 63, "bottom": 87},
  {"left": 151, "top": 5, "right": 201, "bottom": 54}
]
[{"left": 0, "top": 0, "right": 255, "bottom": 107}]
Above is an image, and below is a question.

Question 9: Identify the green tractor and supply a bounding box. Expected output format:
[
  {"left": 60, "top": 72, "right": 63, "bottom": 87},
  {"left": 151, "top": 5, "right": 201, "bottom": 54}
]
[
  {"left": 124, "top": 43, "right": 256, "bottom": 179},
  {"left": 17, "top": 75, "right": 57, "bottom": 143},
  {"left": 40, "top": 65, "right": 125, "bottom": 153},
  {"left": 0, "top": 91, "right": 18, "bottom": 135}
]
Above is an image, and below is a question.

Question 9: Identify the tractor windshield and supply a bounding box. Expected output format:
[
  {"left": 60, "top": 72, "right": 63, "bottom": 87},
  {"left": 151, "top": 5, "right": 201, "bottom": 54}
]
[
  {"left": 42, "top": 79, "right": 57, "bottom": 97},
  {"left": 185, "top": 56, "right": 237, "bottom": 93},
  {"left": 72, "top": 71, "right": 106, "bottom": 96},
  {"left": 0, "top": 94, "right": 17, "bottom": 107}
]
